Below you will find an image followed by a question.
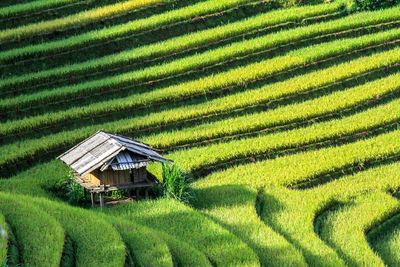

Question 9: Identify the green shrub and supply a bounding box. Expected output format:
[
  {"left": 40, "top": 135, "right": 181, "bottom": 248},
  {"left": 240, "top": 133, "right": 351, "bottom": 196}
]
[
  {"left": 349, "top": 0, "right": 400, "bottom": 11},
  {"left": 279, "top": 0, "right": 325, "bottom": 8},
  {"left": 51, "top": 170, "right": 88, "bottom": 205},
  {"left": 162, "top": 164, "right": 193, "bottom": 204}
]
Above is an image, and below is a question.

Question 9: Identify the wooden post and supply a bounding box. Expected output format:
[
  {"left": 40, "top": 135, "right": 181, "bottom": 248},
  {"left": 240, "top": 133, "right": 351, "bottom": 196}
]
[
  {"left": 145, "top": 188, "right": 149, "bottom": 200},
  {"left": 83, "top": 188, "right": 87, "bottom": 198},
  {"left": 136, "top": 188, "right": 140, "bottom": 201},
  {"left": 91, "top": 192, "right": 95, "bottom": 207},
  {"left": 99, "top": 192, "right": 104, "bottom": 208},
  {"left": 127, "top": 189, "right": 131, "bottom": 199}
]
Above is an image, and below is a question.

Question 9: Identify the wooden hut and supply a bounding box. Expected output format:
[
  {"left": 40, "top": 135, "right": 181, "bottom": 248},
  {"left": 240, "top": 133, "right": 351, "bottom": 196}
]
[{"left": 57, "top": 130, "right": 173, "bottom": 207}]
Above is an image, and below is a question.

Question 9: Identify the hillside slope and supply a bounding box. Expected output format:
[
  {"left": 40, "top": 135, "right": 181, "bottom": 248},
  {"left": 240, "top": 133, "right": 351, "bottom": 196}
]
[{"left": 1, "top": 0, "right": 400, "bottom": 266}]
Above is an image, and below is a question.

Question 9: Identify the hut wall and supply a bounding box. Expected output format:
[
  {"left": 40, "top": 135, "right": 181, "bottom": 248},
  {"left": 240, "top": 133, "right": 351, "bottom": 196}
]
[
  {"left": 100, "top": 169, "right": 131, "bottom": 185},
  {"left": 85, "top": 170, "right": 101, "bottom": 186},
  {"left": 85, "top": 167, "right": 148, "bottom": 186},
  {"left": 131, "top": 167, "right": 147, "bottom": 183}
]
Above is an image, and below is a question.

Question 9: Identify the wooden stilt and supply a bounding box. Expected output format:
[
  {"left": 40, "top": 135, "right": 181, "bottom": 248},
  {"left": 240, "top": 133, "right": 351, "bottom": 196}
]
[
  {"left": 91, "top": 192, "right": 95, "bottom": 207},
  {"left": 99, "top": 192, "right": 104, "bottom": 208},
  {"left": 145, "top": 188, "right": 149, "bottom": 200},
  {"left": 83, "top": 188, "right": 87, "bottom": 198},
  {"left": 136, "top": 188, "right": 140, "bottom": 201}
]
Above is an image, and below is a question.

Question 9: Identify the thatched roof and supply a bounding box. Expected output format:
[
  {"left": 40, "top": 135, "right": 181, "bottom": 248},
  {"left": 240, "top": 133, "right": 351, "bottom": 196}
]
[{"left": 57, "top": 130, "right": 172, "bottom": 176}]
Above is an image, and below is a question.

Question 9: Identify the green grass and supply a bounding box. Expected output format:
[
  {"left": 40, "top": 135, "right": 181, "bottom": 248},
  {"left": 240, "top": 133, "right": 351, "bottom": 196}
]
[
  {"left": 318, "top": 192, "right": 397, "bottom": 267},
  {"left": 2, "top": 57, "right": 399, "bottom": 173},
  {"left": 0, "top": 0, "right": 176, "bottom": 42},
  {"left": 260, "top": 161, "right": 400, "bottom": 267},
  {"left": 0, "top": 193, "right": 65, "bottom": 267},
  {"left": 29, "top": 196, "right": 126, "bottom": 267},
  {"left": 162, "top": 97, "right": 400, "bottom": 176},
  {"left": 1, "top": 0, "right": 400, "bottom": 266},
  {"left": 0, "top": 0, "right": 86, "bottom": 18},
  {"left": 0, "top": 0, "right": 260, "bottom": 51},
  {"left": 191, "top": 184, "right": 307, "bottom": 266},
  {"left": 102, "top": 217, "right": 174, "bottom": 267},
  {"left": 4, "top": 26, "right": 400, "bottom": 111},
  {"left": 369, "top": 214, "right": 400, "bottom": 266},
  {"left": 3, "top": 33, "right": 400, "bottom": 142},
  {"left": 145, "top": 73, "right": 400, "bottom": 150},
  {"left": 193, "top": 129, "right": 400, "bottom": 188},
  {"left": 0, "top": 1, "right": 349, "bottom": 85},
  {"left": 104, "top": 198, "right": 260, "bottom": 266}
]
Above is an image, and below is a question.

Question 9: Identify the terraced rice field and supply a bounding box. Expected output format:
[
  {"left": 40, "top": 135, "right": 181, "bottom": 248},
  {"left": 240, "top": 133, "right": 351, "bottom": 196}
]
[{"left": 1, "top": 0, "right": 400, "bottom": 266}]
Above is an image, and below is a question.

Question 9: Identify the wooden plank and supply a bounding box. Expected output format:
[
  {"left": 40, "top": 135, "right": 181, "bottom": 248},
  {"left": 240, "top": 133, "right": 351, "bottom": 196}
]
[
  {"left": 136, "top": 188, "right": 140, "bottom": 201},
  {"left": 99, "top": 192, "right": 104, "bottom": 208},
  {"left": 91, "top": 192, "right": 95, "bottom": 207}
]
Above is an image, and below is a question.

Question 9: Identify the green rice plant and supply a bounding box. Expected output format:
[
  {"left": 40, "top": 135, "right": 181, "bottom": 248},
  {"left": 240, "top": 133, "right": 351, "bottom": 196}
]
[
  {"left": 27, "top": 195, "right": 126, "bottom": 267},
  {"left": 144, "top": 73, "right": 400, "bottom": 149},
  {"left": 1, "top": 52, "right": 399, "bottom": 171},
  {"left": 106, "top": 216, "right": 213, "bottom": 267},
  {"left": 0, "top": 1, "right": 355, "bottom": 88},
  {"left": 152, "top": 231, "right": 212, "bottom": 267},
  {"left": 191, "top": 184, "right": 307, "bottom": 266},
  {"left": 193, "top": 129, "right": 400, "bottom": 189},
  {"left": 317, "top": 192, "right": 397, "bottom": 266},
  {"left": 104, "top": 198, "right": 260, "bottom": 267},
  {"left": 3, "top": 34, "right": 400, "bottom": 144},
  {"left": 103, "top": 217, "right": 174, "bottom": 267},
  {"left": 0, "top": 193, "right": 65, "bottom": 267},
  {"left": 3, "top": 26, "right": 400, "bottom": 112},
  {"left": 0, "top": 160, "right": 69, "bottom": 197},
  {"left": 0, "top": 0, "right": 85, "bottom": 18},
  {"left": 0, "top": 1, "right": 344, "bottom": 63},
  {"left": 0, "top": 164, "right": 207, "bottom": 267},
  {"left": 187, "top": 143, "right": 400, "bottom": 266},
  {"left": 259, "top": 161, "right": 400, "bottom": 267},
  {"left": 162, "top": 164, "right": 193, "bottom": 204},
  {"left": 0, "top": 183, "right": 127, "bottom": 267},
  {"left": 0, "top": 0, "right": 177, "bottom": 42},
  {"left": 368, "top": 214, "right": 400, "bottom": 266},
  {"left": 161, "top": 96, "right": 400, "bottom": 175},
  {"left": 0, "top": 47, "right": 392, "bottom": 140},
  {"left": 0, "top": 0, "right": 262, "bottom": 49}
]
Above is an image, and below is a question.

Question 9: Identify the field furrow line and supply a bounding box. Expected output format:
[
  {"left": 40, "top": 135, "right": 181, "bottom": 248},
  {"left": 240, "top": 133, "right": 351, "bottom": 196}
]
[
  {"left": 259, "top": 162, "right": 400, "bottom": 267},
  {"left": 0, "top": 0, "right": 228, "bottom": 44},
  {"left": 368, "top": 213, "right": 400, "bottom": 267},
  {"left": 0, "top": 2, "right": 344, "bottom": 64},
  {"left": 0, "top": 0, "right": 182, "bottom": 27},
  {"left": 3, "top": 30, "right": 400, "bottom": 122},
  {"left": 4, "top": 17, "right": 398, "bottom": 97},
  {"left": 2, "top": 73, "right": 399, "bottom": 178},
  {"left": 315, "top": 192, "right": 398, "bottom": 266},
  {"left": 1, "top": 47, "right": 398, "bottom": 146}
]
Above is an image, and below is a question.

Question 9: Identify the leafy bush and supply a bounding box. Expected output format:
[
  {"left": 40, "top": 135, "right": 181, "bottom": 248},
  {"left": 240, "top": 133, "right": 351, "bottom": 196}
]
[
  {"left": 51, "top": 170, "right": 87, "bottom": 205},
  {"left": 162, "top": 164, "right": 193, "bottom": 204},
  {"left": 279, "top": 0, "right": 326, "bottom": 8},
  {"left": 348, "top": 0, "right": 400, "bottom": 11}
]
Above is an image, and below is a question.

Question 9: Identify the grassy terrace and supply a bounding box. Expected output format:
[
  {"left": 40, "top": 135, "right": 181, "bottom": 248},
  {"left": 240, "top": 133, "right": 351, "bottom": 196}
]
[{"left": 1, "top": 0, "right": 400, "bottom": 266}]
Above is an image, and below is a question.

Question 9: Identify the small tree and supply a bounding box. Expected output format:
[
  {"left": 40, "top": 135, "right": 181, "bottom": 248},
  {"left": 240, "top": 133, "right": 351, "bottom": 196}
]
[{"left": 162, "top": 164, "right": 193, "bottom": 204}]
